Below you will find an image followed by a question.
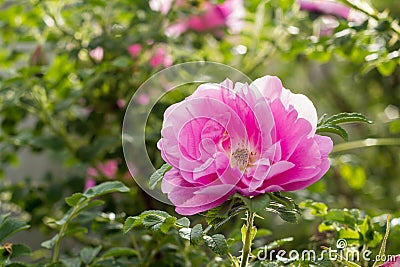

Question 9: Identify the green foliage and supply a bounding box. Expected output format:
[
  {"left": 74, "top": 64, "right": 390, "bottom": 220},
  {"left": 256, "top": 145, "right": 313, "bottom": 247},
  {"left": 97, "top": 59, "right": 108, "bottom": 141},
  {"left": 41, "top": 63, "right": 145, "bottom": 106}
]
[
  {"left": 149, "top": 163, "right": 172, "bottom": 190},
  {"left": 0, "top": 214, "right": 31, "bottom": 267},
  {"left": 0, "top": 214, "right": 30, "bottom": 244},
  {"left": 203, "top": 234, "right": 229, "bottom": 255},
  {"left": 317, "top": 112, "right": 372, "bottom": 140},
  {"left": 239, "top": 194, "right": 270, "bottom": 214}
]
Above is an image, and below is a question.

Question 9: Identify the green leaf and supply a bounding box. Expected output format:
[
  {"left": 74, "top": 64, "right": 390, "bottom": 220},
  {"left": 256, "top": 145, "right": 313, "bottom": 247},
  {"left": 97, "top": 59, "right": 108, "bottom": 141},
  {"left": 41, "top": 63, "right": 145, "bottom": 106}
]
[
  {"left": 176, "top": 217, "right": 190, "bottom": 227},
  {"left": 206, "top": 199, "right": 247, "bottom": 229},
  {"left": 324, "top": 112, "right": 372, "bottom": 125},
  {"left": 178, "top": 228, "right": 191, "bottom": 240},
  {"left": 149, "top": 164, "right": 171, "bottom": 190},
  {"left": 72, "top": 200, "right": 105, "bottom": 219},
  {"left": 316, "top": 124, "right": 348, "bottom": 141},
  {"left": 190, "top": 224, "right": 203, "bottom": 245},
  {"left": 0, "top": 218, "right": 30, "bottom": 243},
  {"left": 325, "top": 209, "right": 356, "bottom": 225},
  {"left": 65, "top": 227, "right": 88, "bottom": 237},
  {"left": 389, "top": 119, "right": 400, "bottom": 134},
  {"left": 9, "top": 244, "right": 31, "bottom": 259},
  {"left": 338, "top": 229, "right": 359, "bottom": 240},
  {"left": 205, "top": 200, "right": 232, "bottom": 226},
  {"left": 266, "top": 203, "right": 298, "bottom": 223},
  {"left": 84, "top": 181, "right": 130, "bottom": 198},
  {"left": 80, "top": 246, "right": 102, "bottom": 265},
  {"left": 318, "top": 222, "right": 338, "bottom": 232},
  {"left": 377, "top": 60, "right": 397, "bottom": 76},
  {"left": 142, "top": 215, "right": 166, "bottom": 232},
  {"left": 0, "top": 213, "right": 10, "bottom": 226},
  {"left": 65, "top": 193, "right": 85, "bottom": 207},
  {"left": 102, "top": 247, "right": 138, "bottom": 258},
  {"left": 41, "top": 234, "right": 59, "bottom": 249},
  {"left": 317, "top": 114, "right": 328, "bottom": 127},
  {"left": 299, "top": 201, "right": 328, "bottom": 216},
  {"left": 160, "top": 217, "right": 177, "bottom": 233},
  {"left": 123, "top": 216, "right": 140, "bottom": 234},
  {"left": 203, "top": 234, "right": 228, "bottom": 255},
  {"left": 61, "top": 257, "right": 81, "bottom": 267},
  {"left": 240, "top": 194, "right": 270, "bottom": 213}
]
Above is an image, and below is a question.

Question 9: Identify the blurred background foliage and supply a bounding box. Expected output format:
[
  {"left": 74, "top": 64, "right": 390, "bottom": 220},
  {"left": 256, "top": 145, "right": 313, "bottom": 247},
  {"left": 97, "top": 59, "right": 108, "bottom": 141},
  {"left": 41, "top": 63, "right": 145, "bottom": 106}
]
[{"left": 0, "top": 0, "right": 400, "bottom": 266}]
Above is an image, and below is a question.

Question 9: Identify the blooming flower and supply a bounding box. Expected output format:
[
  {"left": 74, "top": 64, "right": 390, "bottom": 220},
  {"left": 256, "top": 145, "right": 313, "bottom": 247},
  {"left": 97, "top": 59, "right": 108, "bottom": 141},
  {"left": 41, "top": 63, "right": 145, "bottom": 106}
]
[
  {"left": 127, "top": 44, "right": 142, "bottom": 58},
  {"left": 380, "top": 256, "right": 400, "bottom": 267},
  {"left": 89, "top": 46, "right": 104, "bottom": 62},
  {"left": 158, "top": 76, "right": 333, "bottom": 215},
  {"left": 149, "top": 47, "right": 173, "bottom": 68},
  {"left": 298, "top": 0, "right": 366, "bottom": 24},
  {"left": 166, "top": 0, "right": 245, "bottom": 37}
]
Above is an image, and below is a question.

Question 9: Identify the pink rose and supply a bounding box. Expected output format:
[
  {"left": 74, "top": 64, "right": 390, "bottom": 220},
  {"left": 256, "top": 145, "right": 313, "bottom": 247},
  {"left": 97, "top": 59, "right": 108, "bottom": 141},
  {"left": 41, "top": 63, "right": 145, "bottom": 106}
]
[
  {"left": 158, "top": 76, "right": 333, "bottom": 215},
  {"left": 381, "top": 256, "right": 400, "bottom": 267},
  {"left": 149, "top": 47, "right": 173, "bottom": 68},
  {"left": 127, "top": 44, "right": 142, "bottom": 58},
  {"left": 298, "top": 0, "right": 366, "bottom": 23}
]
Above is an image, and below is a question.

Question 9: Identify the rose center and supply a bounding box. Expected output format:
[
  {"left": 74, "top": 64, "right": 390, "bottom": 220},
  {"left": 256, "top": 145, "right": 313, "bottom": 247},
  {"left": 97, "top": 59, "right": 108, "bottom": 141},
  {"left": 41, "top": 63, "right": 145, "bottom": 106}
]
[{"left": 231, "top": 148, "right": 249, "bottom": 170}]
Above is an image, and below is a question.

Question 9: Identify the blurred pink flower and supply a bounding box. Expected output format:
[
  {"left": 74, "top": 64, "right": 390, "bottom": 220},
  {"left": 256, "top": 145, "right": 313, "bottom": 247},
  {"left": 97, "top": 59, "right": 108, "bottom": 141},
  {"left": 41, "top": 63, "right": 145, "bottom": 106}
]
[
  {"left": 158, "top": 76, "right": 333, "bottom": 215},
  {"left": 128, "top": 44, "right": 142, "bottom": 58},
  {"left": 149, "top": 47, "right": 173, "bottom": 68},
  {"left": 84, "top": 178, "right": 96, "bottom": 191},
  {"left": 98, "top": 160, "right": 118, "bottom": 179},
  {"left": 86, "top": 159, "right": 119, "bottom": 180},
  {"left": 166, "top": 0, "right": 245, "bottom": 37},
  {"left": 380, "top": 256, "right": 400, "bottom": 267},
  {"left": 117, "top": 99, "right": 126, "bottom": 109},
  {"left": 137, "top": 93, "right": 150, "bottom": 105},
  {"left": 89, "top": 46, "right": 104, "bottom": 62},
  {"left": 149, "top": 0, "right": 173, "bottom": 15},
  {"left": 298, "top": 0, "right": 366, "bottom": 23},
  {"left": 86, "top": 167, "right": 98, "bottom": 178}
]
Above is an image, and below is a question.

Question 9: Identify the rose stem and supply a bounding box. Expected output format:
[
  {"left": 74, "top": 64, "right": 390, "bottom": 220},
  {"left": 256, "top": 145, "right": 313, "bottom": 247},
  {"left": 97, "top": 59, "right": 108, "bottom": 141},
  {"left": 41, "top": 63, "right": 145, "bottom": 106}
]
[{"left": 240, "top": 211, "right": 255, "bottom": 267}]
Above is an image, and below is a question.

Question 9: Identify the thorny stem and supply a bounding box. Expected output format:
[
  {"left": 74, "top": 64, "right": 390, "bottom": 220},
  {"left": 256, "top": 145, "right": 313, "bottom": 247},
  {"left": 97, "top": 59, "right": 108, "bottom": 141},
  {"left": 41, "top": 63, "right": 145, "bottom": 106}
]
[{"left": 240, "top": 211, "right": 255, "bottom": 267}]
